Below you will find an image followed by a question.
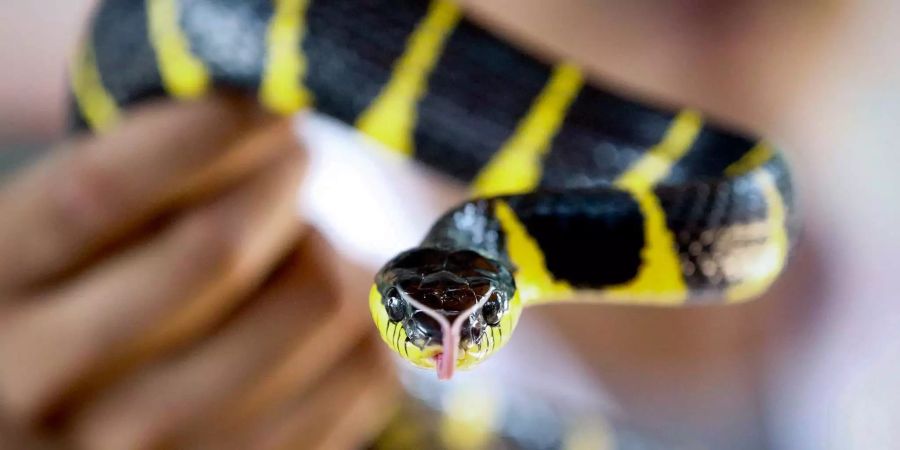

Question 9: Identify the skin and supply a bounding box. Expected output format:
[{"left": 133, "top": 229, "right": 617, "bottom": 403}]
[{"left": 0, "top": 97, "right": 397, "bottom": 449}]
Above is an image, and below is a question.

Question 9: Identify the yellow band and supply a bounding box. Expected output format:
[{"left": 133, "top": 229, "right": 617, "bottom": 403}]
[
  {"left": 260, "top": 0, "right": 313, "bottom": 113},
  {"left": 70, "top": 41, "right": 121, "bottom": 132},
  {"left": 472, "top": 63, "right": 584, "bottom": 197},
  {"left": 355, "top": 0, "right": 462, "bottom": 156},
  {"left": 147, "top": 0, "right": 210, "bottom": 98}
]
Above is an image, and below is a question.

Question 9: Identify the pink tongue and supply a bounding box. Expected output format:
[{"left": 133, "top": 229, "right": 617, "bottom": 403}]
[
  {"left": 435, "top": 325, "right": 459, "bottom": 380},
  {"left": 435, "top": 353, "right": 450, "bottom": 380}
]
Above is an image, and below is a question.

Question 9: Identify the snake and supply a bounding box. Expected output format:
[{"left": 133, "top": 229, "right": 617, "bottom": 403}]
[{"left": 70, "top": 0, "right": 797, "bottom": 380}]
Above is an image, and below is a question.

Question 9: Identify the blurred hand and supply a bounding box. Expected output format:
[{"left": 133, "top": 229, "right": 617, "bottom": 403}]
[{"left": 0, "top": 96, "right": 396, "bottom": 449}]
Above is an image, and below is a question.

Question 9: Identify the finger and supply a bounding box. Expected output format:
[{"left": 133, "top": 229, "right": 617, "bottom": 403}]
[
  {"left": 211, "top": 232, "right": 373, "bottom": 428},
  {"left": 64, "top": 232, "right": 373, "bottom": 450},
  {"left": 252, "top": 337, "right": 397, "bottom": 450},
  {"left": 0, "top": 143, "right": 304, "bottom": 424},
  {"left": 184, "top": 336, "right": 397, "bottom": 450},
  {"left": 0, "top": 95, "right": 291, "bottom": 290}
]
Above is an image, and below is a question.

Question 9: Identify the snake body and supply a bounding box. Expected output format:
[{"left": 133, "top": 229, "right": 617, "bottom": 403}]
[{"left": 72, "top": 0, "right": 796, "bottom": 379}]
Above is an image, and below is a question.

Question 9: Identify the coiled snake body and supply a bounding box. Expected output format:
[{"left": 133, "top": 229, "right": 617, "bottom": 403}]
[{"left": 71, "top": 0, "right": 796, "bottom": 379}]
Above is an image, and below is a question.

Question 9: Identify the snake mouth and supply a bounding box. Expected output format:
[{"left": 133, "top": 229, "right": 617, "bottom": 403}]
[
  {"left": 418, "top": 346, "right": 443, "bottom": 360},
  {"left": 421, "top": 347, "right": 472, "bottom": 379},
  {"left": 398, "top": 287, "right": 493, "bottom": 380}
]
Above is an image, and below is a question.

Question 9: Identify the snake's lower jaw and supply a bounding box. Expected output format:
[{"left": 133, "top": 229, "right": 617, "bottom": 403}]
[{"left": 419, "top": 345, "right": 487, "bottom": 380}]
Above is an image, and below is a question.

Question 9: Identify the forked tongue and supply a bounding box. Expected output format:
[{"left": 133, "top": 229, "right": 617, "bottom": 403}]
[
  {"left": 436, "top": 320, "right": 459, "bottom": 380},
  {"left": 399, "top": 288, "right": 494, "bottom": 381}
]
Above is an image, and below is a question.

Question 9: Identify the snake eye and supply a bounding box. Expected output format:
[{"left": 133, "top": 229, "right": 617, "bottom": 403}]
[
  {"left": 481, "top": 292, "right": 506, "bottom": 326},
  {"left": 383, "top": 288, "right": 406, "bottom": 322}
]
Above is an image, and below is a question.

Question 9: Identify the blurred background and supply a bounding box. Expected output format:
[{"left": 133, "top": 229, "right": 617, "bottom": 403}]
[{"left": 2, "top": 0, "right": 899, "bottom": 448}]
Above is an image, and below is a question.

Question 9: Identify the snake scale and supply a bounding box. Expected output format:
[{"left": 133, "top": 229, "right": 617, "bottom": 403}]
[{"left": 70, "top": 0, "right": 797, "bottom": 379}]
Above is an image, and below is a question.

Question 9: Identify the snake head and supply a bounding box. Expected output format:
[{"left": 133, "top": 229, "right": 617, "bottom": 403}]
[{"left": 370, "top": 248, "right": 520, "bottom": 379}]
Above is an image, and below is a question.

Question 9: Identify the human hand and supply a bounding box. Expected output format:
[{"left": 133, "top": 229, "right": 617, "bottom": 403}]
[{"left": 0, "top": 96, "right": 396, "bottom": 449}]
